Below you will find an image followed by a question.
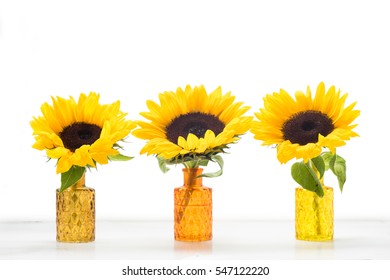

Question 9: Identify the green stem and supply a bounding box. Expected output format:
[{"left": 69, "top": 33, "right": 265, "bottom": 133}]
[
  {"left": 310, "top": 159, "right": 324, "bottom": 186},
  {"left": 306, "top": 159, "right": 324, "bottom": 197},
  {"left": 183, "top": 159, "right": 200, "bottom": 169},
  {"left": 310, "top": 160, "right": 321, "bottom": 235}
]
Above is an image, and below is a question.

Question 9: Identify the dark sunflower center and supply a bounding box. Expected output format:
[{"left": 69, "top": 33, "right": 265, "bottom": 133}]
[
  {"left": 59, "top": 122, "right": 102, "bottom": 152},
  {"left": 166, "top": 112, "right": 225, "bottom": 143},
  {"left": 282, "top": 110, "right": 334, "bottom": 145}
]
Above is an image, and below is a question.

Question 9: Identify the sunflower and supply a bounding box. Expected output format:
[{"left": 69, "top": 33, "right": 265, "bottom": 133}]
[
  {"left": 251, "top": 82, "right": 359, "bottom": 196},
  {"left": 251, "top": 82, "right": 359, "bottom": 164},
  {"left": 31, "top": 92, "right": 135, "bottom": 182},
  {"left": 133, "top": 85, "right": 252, "bottom": 174}
]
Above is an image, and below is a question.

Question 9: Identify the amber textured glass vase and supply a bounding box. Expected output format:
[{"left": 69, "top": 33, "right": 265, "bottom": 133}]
[
  {"left": 174, "top": 168, "right": 212, "bottom": 242},
  {"left": 295, "top": 187, "right": 333, "bottom": 241},
  {"left": 56, "top": 173, "right": 95, "bottom": 242}
]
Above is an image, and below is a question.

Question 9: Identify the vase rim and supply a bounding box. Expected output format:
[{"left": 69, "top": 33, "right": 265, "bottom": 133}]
[
  {"left": 182, "top": 167, "right": 203, "bottom": 171},
  {"left": 295, "top": 186, "right": 333, "bottom": 190}
]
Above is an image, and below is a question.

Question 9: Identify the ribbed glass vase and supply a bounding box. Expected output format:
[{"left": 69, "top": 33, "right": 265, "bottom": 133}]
[
  {"left": 56, "top": 173, "right": 95, "bottom": 242},
  {"left": 174, "top": 168, "right": 212, "bottom": 242},
  {"left": 295, "top": 187, "right": 334, "bottom": 241}
]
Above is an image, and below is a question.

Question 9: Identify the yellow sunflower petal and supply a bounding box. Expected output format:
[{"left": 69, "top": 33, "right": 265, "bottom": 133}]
[
  {"left": 203, "top": 130, "right": 216, "bottom": 145},
  {"left": 90, "top": 140, "right": 118, "bottom": 164},
  {"left": 56, "top": 155, "right": 73, "bottom": 174},
  {"left": 72, "top": 145, "right": 96, "bottom": 167},
  {"left": 295, "top": 89, "right": 312, "bottom": 111},
  {"left": 47, "top": 146, "right": 70, "bottom": 159},
  {"left": 312, "top": 82, "right": 326, "bottom": 111},
  {"left": 186, "top": 133, "right": 200, "bottom": 150},
  {"left": 178, "top": 136, "right": 189, "bottom": 150},
  {"left": 277, "top": 141, "right": 299, "bottom": 164},
  {"left": 295, "top": 143, "right": 322, "bottom": 163}
]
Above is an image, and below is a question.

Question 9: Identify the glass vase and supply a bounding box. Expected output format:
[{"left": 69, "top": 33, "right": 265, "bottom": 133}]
[
  {"left": 174, "top": 168, "right": 212, "bottom": 242},
  {"left": 295, "top": 187, "right": 334, "bottom": 241},
  {"left": 56, "top": 173, "right": 95, "bottom": 242}
]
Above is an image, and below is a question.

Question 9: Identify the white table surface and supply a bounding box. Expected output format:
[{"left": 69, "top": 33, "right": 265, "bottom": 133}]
[{"left": 0, "top": 220, "right": 389, "bottom": 260}]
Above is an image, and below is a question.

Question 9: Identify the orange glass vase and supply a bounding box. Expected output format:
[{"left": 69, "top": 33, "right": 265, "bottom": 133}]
[
  {"left": 174, "top": 168, "right": 212, "bottom": 242},
  {"left": 56, "top": 173, "right": 95, "bottom": 243}
]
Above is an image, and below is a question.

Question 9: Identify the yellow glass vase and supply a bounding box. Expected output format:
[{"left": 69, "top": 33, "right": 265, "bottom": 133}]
[
  {"left": 174, "top": 168, "right": 212, "bottom": 242},
  {"left": 295, "top": 187, "right": 334, "bottom": 241},
  {"left": 56, "top": 173, "right": 95, "bottom": 242}
]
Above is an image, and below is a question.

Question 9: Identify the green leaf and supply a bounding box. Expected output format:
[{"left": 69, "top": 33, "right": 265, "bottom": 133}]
[
  {"left": 291, "top": 161, "right": 324, "bottom": 197},
  {"left": 157, "top": 157, "right": 170, "bottom": 173},
  {"left": 198, "top": 159, "right": 209, "bottom": 166},
  {"left": 311, "top": 156, "right": 325, "bottom": 179},
  {"left": 113, "top": 143, "right": 124, "bottom": 150},
  {"left": 60, "top": 166, "right": 86, "bottom": 192},
  {"left": 329, "top": 154, "right": 347, "bottom": 192},
  {"left": 108, "top": 154, "right": 134, "bottom": 161},
  {"left": 321, "top": 151, "right": 334, "bottom": 171},
  {"left": 199, "top": 155, "right": 224, "bottom": 178}
]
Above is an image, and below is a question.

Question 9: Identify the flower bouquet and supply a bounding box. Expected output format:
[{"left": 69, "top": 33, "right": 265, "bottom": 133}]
[
  {"left": 31, "top": 92, "right": 135, "bottom": 242},
  {"left": 251, "top": 82, "right": 359, "bottom": 241},
  {"left": 133, "top": 85, "right": 252, "bottom": 241}
]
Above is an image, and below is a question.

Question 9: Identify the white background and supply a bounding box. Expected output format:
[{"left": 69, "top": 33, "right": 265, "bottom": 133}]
[{"left": 0, "top": 0, "right": 388, "bottom": 222}]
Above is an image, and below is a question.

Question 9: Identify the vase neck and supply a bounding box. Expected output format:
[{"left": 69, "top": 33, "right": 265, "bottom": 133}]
[
  {"left": 71, "top": 173, "right": 86, "bottom": 189},
  {"left": 183, "top": 168, "right": 203, "bottom": 187}
]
